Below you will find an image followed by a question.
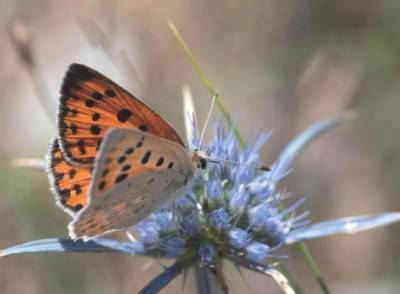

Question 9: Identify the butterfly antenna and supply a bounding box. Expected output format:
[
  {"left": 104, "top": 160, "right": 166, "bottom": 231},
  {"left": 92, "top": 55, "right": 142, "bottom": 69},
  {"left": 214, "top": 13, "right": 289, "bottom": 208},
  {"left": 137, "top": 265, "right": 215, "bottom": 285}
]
[
  {"left": 198, "top": 94, "right": 217, "bottom": 149},
  {"left": 206, "top": 156, "right": 270, "bottom": 172}
]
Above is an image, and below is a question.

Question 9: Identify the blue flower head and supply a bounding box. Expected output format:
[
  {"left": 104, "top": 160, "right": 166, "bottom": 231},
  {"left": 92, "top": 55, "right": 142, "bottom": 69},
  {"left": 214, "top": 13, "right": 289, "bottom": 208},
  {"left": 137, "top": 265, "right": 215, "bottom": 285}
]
[{"left": 133, "top": 120, "right": 300, "bottom": 267}]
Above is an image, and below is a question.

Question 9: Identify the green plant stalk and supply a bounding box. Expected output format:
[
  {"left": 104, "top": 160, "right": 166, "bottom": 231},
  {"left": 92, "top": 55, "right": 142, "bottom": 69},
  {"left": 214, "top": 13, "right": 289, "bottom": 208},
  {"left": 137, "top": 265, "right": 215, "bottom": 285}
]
[
  {"left": 168, "top": 20, "right": 246, "bottom": 148},
  {"left": 297, "top": 242, "right": 330, "bottom": 294},
  {"left": 169, "top": 20, "right": 331, "bottom": 294}
]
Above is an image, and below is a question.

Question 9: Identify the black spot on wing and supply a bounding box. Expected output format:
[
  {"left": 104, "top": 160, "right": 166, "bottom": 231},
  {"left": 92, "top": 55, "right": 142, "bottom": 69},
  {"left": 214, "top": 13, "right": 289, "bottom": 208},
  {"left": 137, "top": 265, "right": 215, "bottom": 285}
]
[
  {"left": 156, "top": 157, "right": 164, "bottom": 167},
  {"left": 117, "top": 156, "right": 127, "bottom": 164},
  {"left": 105, "top": 88, "right": 116, "bottom": 97},
  {"left": 69, "top": 169, "right": 77, "bottom": 179},
  {"left": 77, "top": 140, "right": 86, "bottom": 155},
  {"left": 92, "top": 113, "right": 100, "bottom": 121},
  {"left": 85, "top": 99, "right": 95, "bottom": 108},
  {"left": 125, "top": 147, "right": 134, "bottom": 155},
  {"left": 70, "top": 124, "right": 78, "bottom": 134},
  {"left": 141, "top": 151, "right": 151, "bottom": 164},
  {"left": 139, "top": 124, "right": 148, "bottom": 132},
  {"left": 117, "top": 109, "right": 132, "bottom": 123},
  {"left": 70, "top": 109, "right": 78, "bottom": 116},
  {"left": 91, "top": 92, "right": 103, "bottom": 100},
  {"left": 122, "top": 165, "right": 131, "bottom": 171},
  {"left": 102, "top": 169, "right": 109, "bottom": 177},
  {"left": 115, "top": 173, "right": 128, "bottom": 184},
  {"left": 98, "top": 180, "right": 106, "bottom": 191},
  {"left": 90, "top": 125, "right": 101, "bottom": 135},
  {"left": 74, "top": 184, "right": 82, "bottom": 194}
]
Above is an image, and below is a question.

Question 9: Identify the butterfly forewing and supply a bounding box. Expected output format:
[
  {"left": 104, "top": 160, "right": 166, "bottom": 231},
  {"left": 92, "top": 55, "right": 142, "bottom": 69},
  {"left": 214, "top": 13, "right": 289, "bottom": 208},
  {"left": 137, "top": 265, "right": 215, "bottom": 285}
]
[
  {"left": 47, "top": 139, "right": 92, "bottom": 215},
  {"left": 58, "top": 63, "right": 184, "bottom": 164},
  {"left": 68, "top": 128, "right": 195, "bottom": 240}
]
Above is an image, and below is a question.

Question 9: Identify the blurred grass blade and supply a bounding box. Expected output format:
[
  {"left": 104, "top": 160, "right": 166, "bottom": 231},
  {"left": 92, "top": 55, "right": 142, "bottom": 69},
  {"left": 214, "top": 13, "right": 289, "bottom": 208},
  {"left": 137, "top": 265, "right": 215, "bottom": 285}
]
[
  {"left": 285, "top": 212, "right": 400, "bottom": 244},
  {"left": 168, "top": 20, "right": 246, "bottom": 148},
  {"left": 10, "top": 158, "right": 46, "bottom": 171},
  {"left": 0, "top": 238, "right": 145, "bottom": 257},
  {"left": 138, "top": 261, "right": 183, "bottom": 294}
]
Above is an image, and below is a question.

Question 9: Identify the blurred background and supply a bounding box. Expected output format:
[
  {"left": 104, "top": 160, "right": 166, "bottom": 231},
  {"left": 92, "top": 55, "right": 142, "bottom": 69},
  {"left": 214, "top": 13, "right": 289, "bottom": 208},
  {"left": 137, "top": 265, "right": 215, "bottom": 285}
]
[{"left": 0, "top": 0, "right": 400, "bottom": 293}]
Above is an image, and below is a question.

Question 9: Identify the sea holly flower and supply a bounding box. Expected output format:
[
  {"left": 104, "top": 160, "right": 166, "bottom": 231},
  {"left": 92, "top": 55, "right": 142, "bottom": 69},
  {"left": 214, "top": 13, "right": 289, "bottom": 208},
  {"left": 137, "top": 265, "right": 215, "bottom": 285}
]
[
  {"left": 2, "top": 91, "right": 400, "bottom": 294},
  {"left": 228, "top": 228, "right": 251, "bottom": 249}
]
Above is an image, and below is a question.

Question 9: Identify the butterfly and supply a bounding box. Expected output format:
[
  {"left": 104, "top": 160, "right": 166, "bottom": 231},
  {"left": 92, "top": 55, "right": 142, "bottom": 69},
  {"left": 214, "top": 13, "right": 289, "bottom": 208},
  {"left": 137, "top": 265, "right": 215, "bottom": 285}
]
[{"left": 47, "top": 63, "right": 208, "bottom": 240}]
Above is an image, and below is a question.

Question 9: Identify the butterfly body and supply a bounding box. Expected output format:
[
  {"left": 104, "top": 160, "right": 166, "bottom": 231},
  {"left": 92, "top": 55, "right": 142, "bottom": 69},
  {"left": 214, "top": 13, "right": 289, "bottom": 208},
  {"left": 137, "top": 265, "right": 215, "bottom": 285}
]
[{"left": 47, "top": 63, "right": 206, "bottom": 240}]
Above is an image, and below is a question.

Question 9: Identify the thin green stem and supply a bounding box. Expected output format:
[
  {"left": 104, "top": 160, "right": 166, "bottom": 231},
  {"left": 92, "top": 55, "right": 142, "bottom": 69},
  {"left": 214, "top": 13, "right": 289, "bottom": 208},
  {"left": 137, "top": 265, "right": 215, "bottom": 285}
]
[
  {"left": 296, "top": 242, "right": 330, "bottom": 294},
  {"left": 168, "top": 20, "right": 246, "bottom": 148}
]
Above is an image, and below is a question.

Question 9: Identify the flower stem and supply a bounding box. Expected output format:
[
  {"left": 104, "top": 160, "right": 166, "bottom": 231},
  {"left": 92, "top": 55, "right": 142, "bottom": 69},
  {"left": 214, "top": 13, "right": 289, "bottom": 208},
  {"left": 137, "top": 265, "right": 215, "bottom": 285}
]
[
  {"left": 297, "top": 242, "right": 330, "bottom": 294},
  {"left": 193, "top": 265, "right": 228, "bottom": 294}
]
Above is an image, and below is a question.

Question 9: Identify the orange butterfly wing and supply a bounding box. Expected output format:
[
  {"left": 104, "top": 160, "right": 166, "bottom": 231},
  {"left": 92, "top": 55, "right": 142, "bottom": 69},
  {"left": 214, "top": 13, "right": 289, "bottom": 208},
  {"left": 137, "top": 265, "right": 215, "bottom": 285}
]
[
  {"left": 47, "top": 139, "right": 92, "bottom": 215},
  {"left": 58, "top": 63, "right": 184, "bottom": 164}
]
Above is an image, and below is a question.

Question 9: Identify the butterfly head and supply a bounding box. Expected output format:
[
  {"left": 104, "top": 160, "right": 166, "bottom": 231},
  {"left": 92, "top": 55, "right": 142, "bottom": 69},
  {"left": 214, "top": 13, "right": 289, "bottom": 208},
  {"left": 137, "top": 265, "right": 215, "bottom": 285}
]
[{"left": 191, "top": 150, "right": 208, "bottom": 170}]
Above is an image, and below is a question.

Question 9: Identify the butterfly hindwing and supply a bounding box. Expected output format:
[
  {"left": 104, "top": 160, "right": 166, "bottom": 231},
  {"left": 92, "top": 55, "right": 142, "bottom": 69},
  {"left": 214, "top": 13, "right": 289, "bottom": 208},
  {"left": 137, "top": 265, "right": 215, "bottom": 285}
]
[
  {"left": 68, "top": 128, "right": 195, "bottom": 240},
  {"left": 69, "top": 171, "right": 185, "bottom": 239},
  {"left": 58, "top": 63, "right": 184, "bottom": 164},
  {"left": 47, "top": 138, "right": 92, "bottom": 215}
]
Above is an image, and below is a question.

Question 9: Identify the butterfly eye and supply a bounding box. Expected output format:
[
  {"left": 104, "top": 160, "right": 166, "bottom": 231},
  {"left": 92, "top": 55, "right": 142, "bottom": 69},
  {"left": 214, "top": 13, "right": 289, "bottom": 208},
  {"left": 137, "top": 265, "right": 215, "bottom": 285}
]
[{"left": 199, "top": 157, "right": 207, "bottom": 170}]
